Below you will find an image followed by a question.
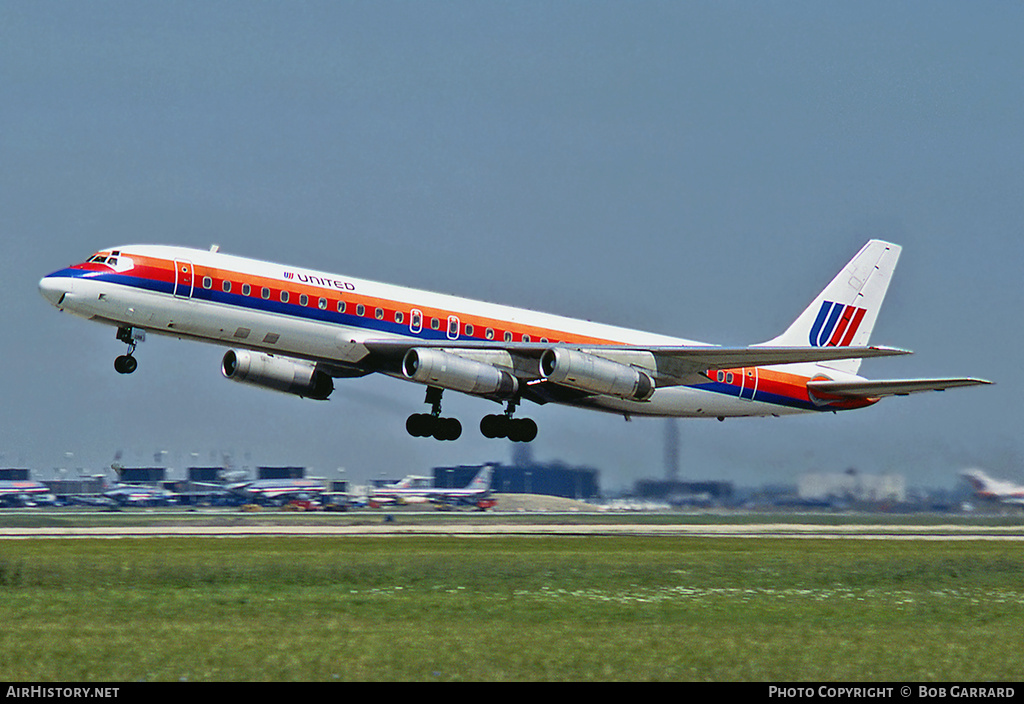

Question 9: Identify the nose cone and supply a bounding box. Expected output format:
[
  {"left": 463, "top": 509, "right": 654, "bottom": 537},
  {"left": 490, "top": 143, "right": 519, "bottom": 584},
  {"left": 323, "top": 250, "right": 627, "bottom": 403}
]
[{"left": 39, "top": 274, "right": 72, "bottom": 307}]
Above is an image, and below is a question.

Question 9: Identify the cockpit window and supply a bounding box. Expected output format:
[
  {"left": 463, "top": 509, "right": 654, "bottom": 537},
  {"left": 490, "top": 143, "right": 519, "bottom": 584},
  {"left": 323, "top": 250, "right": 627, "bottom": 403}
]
[{"left": 88, "top": 255, "right": 108, "bottom": 264}]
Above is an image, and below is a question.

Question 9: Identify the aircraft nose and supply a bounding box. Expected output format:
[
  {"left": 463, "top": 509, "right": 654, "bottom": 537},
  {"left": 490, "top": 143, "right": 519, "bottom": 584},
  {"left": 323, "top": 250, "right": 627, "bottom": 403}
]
[{"left": 39, "top": 274, "right": 73, "bottom": 307}]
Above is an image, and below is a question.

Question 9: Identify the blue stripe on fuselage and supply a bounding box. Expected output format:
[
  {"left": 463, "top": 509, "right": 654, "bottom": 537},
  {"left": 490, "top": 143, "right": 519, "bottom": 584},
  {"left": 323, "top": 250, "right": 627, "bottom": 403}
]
[{"left": 56, "top": 268, "right": 457, "bottom": 341}]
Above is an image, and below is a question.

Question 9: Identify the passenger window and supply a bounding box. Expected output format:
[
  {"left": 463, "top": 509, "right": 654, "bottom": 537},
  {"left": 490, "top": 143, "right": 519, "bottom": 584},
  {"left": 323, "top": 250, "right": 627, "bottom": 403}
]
[
  {"left": 202, "top": 277, "right": 213, "bottom": 289},
  {"left": 300, "top": 294, "right": 309, "bottom": 307},
  {"left": 375, "top": 308, "right": 384, "bottom": 320},
  {"left": 319, "top": 298, "right": 328, "bottom": 310},
  {"left": 223, "top": 281, "right": 232, "bottom": 293},
  {"left": 486, "top": 328, "right": 494, "bottom": 340},
  {"left": 337, "top": 301, "right": 346, "bottom": 313},
  {"left": 281, "top": 291, "right": 290, "bottom": 303},
  {"left": 242, "top": 284, "right": 251, "bottom": 296}
]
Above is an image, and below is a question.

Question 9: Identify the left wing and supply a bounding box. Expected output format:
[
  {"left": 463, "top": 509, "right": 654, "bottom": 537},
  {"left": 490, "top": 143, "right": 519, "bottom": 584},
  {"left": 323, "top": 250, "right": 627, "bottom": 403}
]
[{"left": 806, "top": 377, "right": 992, "bottom": 399}]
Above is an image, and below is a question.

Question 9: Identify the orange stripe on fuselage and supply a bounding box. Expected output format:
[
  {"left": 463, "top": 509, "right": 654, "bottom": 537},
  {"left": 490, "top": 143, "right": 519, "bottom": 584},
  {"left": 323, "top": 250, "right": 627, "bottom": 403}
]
[
  {"left": 714, "top": 366, "right": 878, "bottom": 410},
  {"left": 122, "top": 255, "right": 622, "bottom": 347}
]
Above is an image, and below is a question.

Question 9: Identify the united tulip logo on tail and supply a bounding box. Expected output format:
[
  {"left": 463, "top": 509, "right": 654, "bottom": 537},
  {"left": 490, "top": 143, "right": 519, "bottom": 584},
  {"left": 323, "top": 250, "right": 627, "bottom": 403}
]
[{"left": 809, "top": 301, "right": 867, "bottom": 347}]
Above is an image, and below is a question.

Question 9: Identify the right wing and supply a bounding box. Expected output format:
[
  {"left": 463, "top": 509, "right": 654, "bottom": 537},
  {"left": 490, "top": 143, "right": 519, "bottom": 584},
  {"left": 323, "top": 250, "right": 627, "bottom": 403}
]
[{"left": 354, "top": 338, "right": 911, "bottom": 386}]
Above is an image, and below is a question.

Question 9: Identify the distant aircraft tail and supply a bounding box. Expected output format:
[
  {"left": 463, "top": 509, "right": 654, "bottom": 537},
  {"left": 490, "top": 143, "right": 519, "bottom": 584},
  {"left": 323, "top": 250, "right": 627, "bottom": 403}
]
[
  {"left": 961, "top": 469, "right": 994, "bottom": 494},
  {"left": 762, "top": 240, "right": 902, "bottom": 374},
  {"left": 467, "top": 466, "right": 494, "bottom": 492}
]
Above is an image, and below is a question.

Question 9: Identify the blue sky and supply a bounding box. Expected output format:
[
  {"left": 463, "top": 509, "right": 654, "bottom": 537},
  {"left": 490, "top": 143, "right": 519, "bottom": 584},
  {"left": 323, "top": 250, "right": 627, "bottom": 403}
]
[{"left": 3, "top": 1, "right": 1020, "bottom": 490}]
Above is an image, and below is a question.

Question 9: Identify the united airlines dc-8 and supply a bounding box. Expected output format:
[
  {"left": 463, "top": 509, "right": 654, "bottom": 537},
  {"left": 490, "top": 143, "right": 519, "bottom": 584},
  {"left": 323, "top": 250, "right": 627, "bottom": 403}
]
[{"left": 39, "top": 240, "right": 990, "bottom": 442}]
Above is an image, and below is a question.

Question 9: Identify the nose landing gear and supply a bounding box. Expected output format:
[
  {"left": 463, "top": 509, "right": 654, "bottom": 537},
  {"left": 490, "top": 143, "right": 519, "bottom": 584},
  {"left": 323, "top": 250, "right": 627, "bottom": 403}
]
[{"left": 114, "top": 326, "right": 143, "bottom": 375}]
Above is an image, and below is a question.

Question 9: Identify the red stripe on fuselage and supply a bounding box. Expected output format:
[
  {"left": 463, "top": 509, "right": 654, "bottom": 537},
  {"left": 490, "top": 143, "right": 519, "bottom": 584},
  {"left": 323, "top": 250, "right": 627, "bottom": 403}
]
[{"left": 85, "top": 253, "right": 622, "bottom": 347}]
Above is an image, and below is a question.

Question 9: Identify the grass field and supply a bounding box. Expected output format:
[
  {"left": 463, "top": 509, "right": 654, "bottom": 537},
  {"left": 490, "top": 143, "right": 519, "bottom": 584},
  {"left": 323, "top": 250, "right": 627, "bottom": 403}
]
[{"left": 1, "top": 534, "right": 1022, "bottom": 681}]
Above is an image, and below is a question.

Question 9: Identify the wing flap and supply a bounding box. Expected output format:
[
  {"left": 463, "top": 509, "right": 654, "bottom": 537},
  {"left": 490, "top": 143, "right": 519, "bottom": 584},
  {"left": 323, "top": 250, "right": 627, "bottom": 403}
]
[{"left": 806, "top": 377, "right": 992, "bottom": 399}]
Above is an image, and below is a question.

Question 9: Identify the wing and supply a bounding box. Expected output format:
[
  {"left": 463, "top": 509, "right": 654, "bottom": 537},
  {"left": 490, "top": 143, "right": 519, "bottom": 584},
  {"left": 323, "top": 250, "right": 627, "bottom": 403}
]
[
  {"left": 354, "top": 339, "right": 910, "bottom": 386},
  {"left": 806, "top": 377, "right": 992, "bottom": 399}
]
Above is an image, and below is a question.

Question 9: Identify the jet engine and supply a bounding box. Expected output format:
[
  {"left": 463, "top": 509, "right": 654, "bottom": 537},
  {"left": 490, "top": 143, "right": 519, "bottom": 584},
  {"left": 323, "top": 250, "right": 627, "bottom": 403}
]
[
  {"left": 221, "top": 350, "right": 334, "bottom": 400},
  {"left": 539, "top": 348, "right": 655, "bottom": 401},
  {"left": 402, "top": 348, "right": 518, "bottom": 398}
]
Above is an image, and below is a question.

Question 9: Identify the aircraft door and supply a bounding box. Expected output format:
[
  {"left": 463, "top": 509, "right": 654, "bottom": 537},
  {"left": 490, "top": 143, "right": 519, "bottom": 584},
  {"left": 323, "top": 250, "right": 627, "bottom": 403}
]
[
  {"left": 174, "top": 260, "right": 194, "bottom": 298},
  {"left": 738, "top": 367, "right": 758, "bottom": 401}
]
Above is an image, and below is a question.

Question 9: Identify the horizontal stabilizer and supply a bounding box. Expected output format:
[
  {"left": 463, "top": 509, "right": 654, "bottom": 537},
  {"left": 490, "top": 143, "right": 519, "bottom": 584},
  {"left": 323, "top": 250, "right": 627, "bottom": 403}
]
[{"left": 807, "top": 377, "right": 992, "bottom": 399}]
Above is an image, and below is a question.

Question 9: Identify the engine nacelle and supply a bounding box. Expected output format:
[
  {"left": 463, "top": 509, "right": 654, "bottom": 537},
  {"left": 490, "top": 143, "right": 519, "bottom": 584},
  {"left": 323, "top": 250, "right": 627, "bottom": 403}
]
[
  {"left": 539, "top": 348, "right": 655, "bottom": 401},
  {"left": 221, "top": 350, "right": 334, "bottom": 400},
  {"left": 402, "top": 348, "right": 518, "bottom": 398}
]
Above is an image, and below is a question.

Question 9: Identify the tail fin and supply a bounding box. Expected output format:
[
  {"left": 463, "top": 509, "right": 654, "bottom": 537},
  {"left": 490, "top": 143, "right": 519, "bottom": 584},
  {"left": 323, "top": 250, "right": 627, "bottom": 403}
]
[
  {"left": 763, "top": 240, "right": 901, "bottom": 374},
  {"left": 961, "top": 469, "right": 993, "bottom": 494},
  {"left": 467, "top": 465, "right": 494, "bottom": 492}
]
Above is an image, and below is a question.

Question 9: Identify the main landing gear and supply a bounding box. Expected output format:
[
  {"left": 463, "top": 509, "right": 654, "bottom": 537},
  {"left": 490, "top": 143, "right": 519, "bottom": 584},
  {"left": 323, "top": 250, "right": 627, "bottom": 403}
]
[
  {"left": 480, "top": 397, "right": 538, "bottom": 443},
  {"left": 406, "top": 387, "right": 463, "bottom": 441},
  {"left": 406, "top": 389, "right": 538, "bottom": 443},
  {"left": 114, "top": 326, "right": 141, "bottom": 375}
]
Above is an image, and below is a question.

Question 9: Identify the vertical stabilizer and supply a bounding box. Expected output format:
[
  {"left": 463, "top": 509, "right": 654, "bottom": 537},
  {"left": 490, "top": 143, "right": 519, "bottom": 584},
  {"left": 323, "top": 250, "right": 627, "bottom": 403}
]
[{"left": 761, "top": 240, "right": 901, "bottom": 374}]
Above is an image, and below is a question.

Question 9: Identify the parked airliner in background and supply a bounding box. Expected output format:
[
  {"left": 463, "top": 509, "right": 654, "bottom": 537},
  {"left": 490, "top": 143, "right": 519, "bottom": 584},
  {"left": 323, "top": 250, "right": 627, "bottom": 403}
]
[
  {"left": 369, "top": 465, "right": 496, "bottom": 509},
  {"left": 39, "top": 240, "right": 989, "bottom": 442},
  {"left": 0, "top": 481, "right": 57, "bottom": 508},
  {"left": 961, "top": 469, "right": 1024, "bottom": 507}
]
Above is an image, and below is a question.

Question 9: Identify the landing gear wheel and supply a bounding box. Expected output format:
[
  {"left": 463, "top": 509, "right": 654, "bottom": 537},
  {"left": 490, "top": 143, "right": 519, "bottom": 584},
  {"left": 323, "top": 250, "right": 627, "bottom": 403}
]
[
  {"left": 406, "top": 413, "right": 462, "bottom": 441},
  {"left": 511, "top": 418, "right": 538, "bottom": 443},
  {"left": 479, "top": 414, "right": 537, "bottom": 442},
  {"left": 406, "top": 413, "right": 434, "bottom": 437},
  {"left": 114, "top": 326, "right": 142, "bottom": 375},
  {"left": 480, "top": 414, "right": 503, "bottom": 438},
  {"left": 433, "top": 417, "right": 462, "bottom": 441},
  {"left": 406, "top": 387, "right": 463, "bottom": 441},
  {"left": 114, "top": 355, "right": 138, "bottom": 375}
]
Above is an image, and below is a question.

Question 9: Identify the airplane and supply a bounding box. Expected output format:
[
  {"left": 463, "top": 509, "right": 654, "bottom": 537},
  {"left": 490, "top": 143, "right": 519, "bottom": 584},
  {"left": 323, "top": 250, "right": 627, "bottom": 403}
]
[
  {"left": 39, "top": 239, "right": 990, "bottom": 442},
  {"left": 369, "top": 466, "right": 496, "bottom": 509},
  {"left": 961, "top": 469, "right": 1024, "bottom": 507},
  {"left": 0, "top": 481, "right": 58, "bottom": 508},
  {"left": 101, "top": 483, "right": 178, "bottom": 506},
  {"left": 214, "top": 478, "right": 329, "bottom": 506},
  {"left": 385, "top": 474, "right": 434, "bottom": 489}
]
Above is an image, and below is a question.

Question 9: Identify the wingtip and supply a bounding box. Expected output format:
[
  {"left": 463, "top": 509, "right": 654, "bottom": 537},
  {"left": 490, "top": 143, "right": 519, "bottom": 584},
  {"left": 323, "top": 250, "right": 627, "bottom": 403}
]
[{"left": 868, "top": 345, "right": 913, "bottom": 356}]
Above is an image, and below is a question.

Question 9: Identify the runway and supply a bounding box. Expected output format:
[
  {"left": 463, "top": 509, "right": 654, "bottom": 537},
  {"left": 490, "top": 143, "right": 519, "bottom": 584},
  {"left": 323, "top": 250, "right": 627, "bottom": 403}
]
[{"left": 3, "top": 522, "right": 1023, "bottom": 540}]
